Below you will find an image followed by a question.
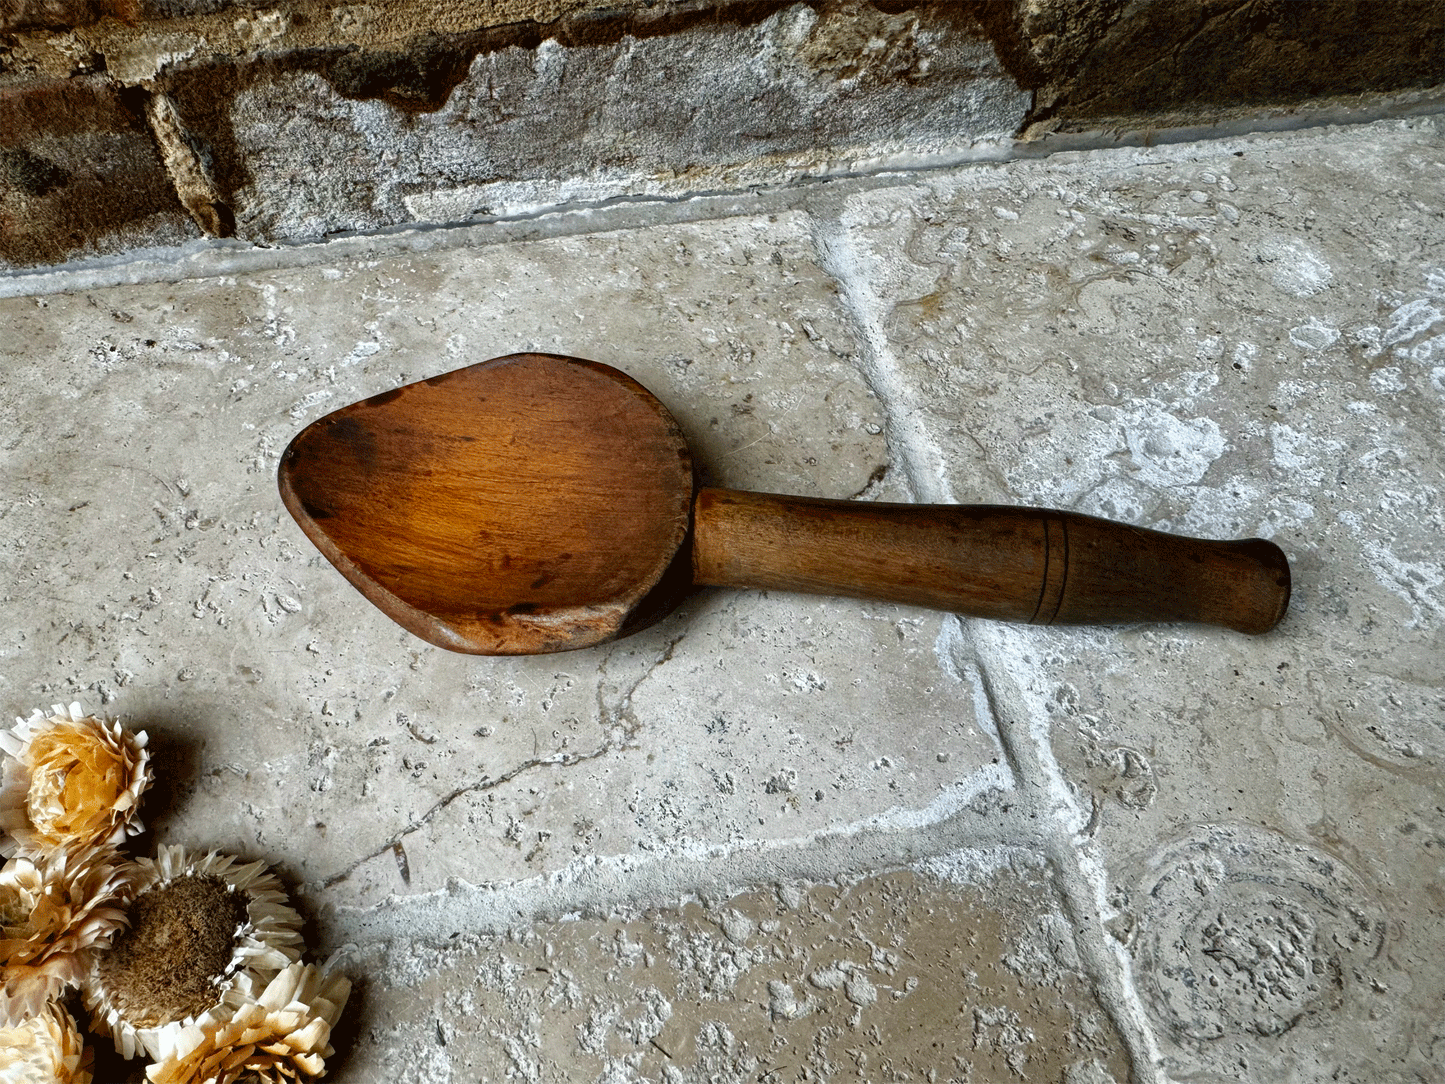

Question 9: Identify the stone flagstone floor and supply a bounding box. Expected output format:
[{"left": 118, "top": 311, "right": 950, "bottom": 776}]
[{"left": 1, "top": 116, "right": 1442, "bottom": 1082}]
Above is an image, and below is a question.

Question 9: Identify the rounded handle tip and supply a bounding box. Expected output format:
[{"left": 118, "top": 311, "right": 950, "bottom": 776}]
[{"left": 1227, "top": 537, "right": 1292, "bottom": 635}]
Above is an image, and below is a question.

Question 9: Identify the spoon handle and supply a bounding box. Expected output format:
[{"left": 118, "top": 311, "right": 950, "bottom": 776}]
[{"left": 691, "top": 488, "right": 1290, "bottom": 634}]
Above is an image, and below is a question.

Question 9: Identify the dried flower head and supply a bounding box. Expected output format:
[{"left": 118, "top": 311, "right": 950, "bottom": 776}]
[
  {"left": 0, "top": 999, "right": 94, "bottom": 1084},
  {"left": 84, "top": 846, "right": 305, "bottom": 1060},
  {"left": 0, "top": 702, "right": 151, "bottom": 859},
  {"left": 0, "top": 849, "right": 129, "bottom": 1024},
  {"left": 145, "top": 962, "right": 351, "bottom": 1084}
]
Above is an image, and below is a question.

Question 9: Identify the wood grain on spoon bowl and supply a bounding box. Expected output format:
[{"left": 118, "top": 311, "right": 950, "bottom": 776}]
[
  {"left": 278, "top": 354, "right": 695, "bottom": 654},
  {"left": 279, "top": 353, "right": 1291, "bottom": 655}
]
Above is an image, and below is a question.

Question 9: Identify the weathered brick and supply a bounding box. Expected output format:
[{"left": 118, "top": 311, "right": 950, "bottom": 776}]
[{"left": 0, "top": 75, "right": 193, "bottom": 265}]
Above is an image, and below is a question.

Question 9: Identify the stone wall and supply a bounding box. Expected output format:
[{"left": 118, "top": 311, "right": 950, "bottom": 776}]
[{"left": 3, "top": 0, "right": 1442, "bottom": 268}]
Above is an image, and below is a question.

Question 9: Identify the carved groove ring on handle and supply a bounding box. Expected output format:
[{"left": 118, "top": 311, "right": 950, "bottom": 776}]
[{"left": 1031, "top": 514, "right": 1069, "bottom": 626}]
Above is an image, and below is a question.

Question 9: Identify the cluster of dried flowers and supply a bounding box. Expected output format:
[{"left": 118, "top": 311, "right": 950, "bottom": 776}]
[{"left": 0, "top": 703, "right": 351, "bottom": 1083}]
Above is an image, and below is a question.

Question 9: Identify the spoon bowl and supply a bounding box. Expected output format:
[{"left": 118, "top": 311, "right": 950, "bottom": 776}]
[{"left": 279, "top": 354, "right": 695, "bottom": 653}]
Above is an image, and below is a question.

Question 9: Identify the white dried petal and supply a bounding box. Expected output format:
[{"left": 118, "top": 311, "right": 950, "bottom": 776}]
[
  {"left": 1, "top": 702, "right": 151, "bottom": 859},
  {"left": 145, "top": 962, "right": 351, "bottom": 1084},
  {"left": 0, "top": 999, "right": 94, "bottom": 1084},
  {"left": 0, "top": 849, "right": 129, "bottom": 1024}
]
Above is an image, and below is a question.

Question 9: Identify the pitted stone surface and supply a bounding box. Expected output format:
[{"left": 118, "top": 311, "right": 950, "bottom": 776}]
[
  {"left": 218, "top": 9, "right": 1026, "bottom": 246},
  {"left": 1129, "top": 824, "right": 1385, "bottom": 1045},
  {"left": 337, "top": 860, "right": 1131, "bottom": 1084},
  {"left": 1, "top": 3, "right": 1030, "bottom": 267},
  {"left": 852, "top": 118, "right": 1445, "bottom": 1082}
]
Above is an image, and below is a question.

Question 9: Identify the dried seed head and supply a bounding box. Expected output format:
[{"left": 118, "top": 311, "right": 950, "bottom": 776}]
[
  {"left": 93, "top": 874, "right": 251, "bottom": 1028},
  {"left": 83, "top": 846, "right": 304, "bottom": 1061}
]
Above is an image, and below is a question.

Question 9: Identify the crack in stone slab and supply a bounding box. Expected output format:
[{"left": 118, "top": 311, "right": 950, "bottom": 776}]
[
  {"left": 959, "top": 625, "right": 1165, "bottom": 1084},
  {"left": 311, "top": 740, "right": 620, "bottom": 892},
  {"left": 328, "top": 757, "right": 1019, "bottom": 951},
  {"left": 311, "top": 630, "right": 689, "bottom": 892}
]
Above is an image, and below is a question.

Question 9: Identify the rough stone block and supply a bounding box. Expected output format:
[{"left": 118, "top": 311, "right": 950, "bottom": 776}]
[
  {"left": 6, "top": 1, "right": 1442, "bottom": 269},
  {"left": 1010, "top": 0, "right": 1445, "bottom": 134},
  {"left": 205, "top": 5, "right": 1025, "bottom": 245},
  {"left": 1, "top": 2, "right": 1030, "bottom": 266}
]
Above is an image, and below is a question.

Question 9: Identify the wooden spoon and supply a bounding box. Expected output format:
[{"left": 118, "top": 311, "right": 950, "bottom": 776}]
[{"left": 278, "top": 353, "right": 1290, "bottom": 655}]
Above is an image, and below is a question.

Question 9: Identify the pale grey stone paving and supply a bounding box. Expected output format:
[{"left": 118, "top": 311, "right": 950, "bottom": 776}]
[
  {"left": 0, "top": 211, "right": 1001, "bottom": 924},
  {"left": 851, "top": 118, "right": 1445, "bottom": 1082}
]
